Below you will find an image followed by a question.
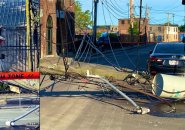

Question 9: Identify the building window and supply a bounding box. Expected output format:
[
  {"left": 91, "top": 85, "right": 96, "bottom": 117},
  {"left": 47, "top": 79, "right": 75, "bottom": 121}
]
[
  {"left": 46, "top": 15, "right": 53, "bottom": 55},
  {"left": 150, "top": 27, "right": 152, "bottom": 31},
  {"left": 122, "top": 20, "right": 125, "bottom": 24},
  {"left": 168, "top": 27, "right": 170, "bottom": 32},
  {"left": 158, "top": 27, "right": 161, "bottom": 32}
]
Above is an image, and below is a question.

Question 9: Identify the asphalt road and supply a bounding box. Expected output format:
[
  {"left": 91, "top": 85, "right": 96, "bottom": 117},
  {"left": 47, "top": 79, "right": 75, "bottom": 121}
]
[
  {"left": 86, "top": 44, "right": 156, "bottom": 71},
  {"left": 40, "top": 78, "right": 185, "bottom": 130}
]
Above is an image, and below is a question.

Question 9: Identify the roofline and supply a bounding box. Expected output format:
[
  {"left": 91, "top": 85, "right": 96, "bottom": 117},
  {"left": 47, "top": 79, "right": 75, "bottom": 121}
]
[{"left": 148, "top": 24, "right": 178, "bottom": 27}]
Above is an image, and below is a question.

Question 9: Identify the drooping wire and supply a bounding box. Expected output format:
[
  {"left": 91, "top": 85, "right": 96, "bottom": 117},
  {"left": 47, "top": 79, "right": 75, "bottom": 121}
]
[
  {"left": 65, "top": 8, "right": 122, "bottom": 71},
  {"left": 102, "top": 0, "right": 137, "bottom": 69},
  {"left": 101, "top": 1, "right": 121, "bottom": 68},
  {"left": 65, "top": 10, "right": 77, "bottom": 53},
  {"left": 101, "top": 0, "right": 127, "bottom": 18}
]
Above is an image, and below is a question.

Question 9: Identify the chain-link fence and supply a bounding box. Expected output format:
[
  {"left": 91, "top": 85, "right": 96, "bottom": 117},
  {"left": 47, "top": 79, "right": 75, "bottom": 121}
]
[{"left": 0, "top": 0, "right": 40, "bottom": 72}]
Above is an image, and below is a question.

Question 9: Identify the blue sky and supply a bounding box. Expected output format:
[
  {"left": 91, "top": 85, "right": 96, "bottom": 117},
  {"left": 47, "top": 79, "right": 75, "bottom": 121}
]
[{"left": 77, "top": 0, "right": 185, "bottom": 26}]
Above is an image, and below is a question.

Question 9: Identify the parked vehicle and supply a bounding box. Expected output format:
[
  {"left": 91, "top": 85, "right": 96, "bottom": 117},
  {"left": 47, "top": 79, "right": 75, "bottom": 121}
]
[
  {"left": 148, "top": 42, "right": 185, "bottom": 76},
  {"left": 97, "top": 32, "right": 110, "bottom": 45}
]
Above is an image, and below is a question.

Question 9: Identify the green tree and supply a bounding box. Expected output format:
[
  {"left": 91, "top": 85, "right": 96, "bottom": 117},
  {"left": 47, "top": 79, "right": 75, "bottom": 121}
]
[
  {"left": 128, "top": 22, "right": 139, "bottom": 35},
  {"left": 75, "top": 1, "right": 93, "bottom": 33},
  {"left": 0, "top": 82, "right": 9, "bottom": 91},
  {"left": 179, "top": 25, "right": 185, "bottom": 32}
]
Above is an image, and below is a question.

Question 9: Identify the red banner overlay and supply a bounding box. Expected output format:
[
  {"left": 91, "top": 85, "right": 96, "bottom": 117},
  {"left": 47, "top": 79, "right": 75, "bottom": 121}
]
[{"left": 0, "top": 72, "right": 40, "bottom": 80}]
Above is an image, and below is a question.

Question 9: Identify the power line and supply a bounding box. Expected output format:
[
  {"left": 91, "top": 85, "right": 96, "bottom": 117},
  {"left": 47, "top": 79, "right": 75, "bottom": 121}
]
[{"left": 101, "top": 0, "right": 127, "bottom": 17}]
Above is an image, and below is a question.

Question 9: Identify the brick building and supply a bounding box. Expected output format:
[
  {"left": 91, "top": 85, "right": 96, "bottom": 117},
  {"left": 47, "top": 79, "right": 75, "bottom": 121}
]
[
  {"left": 148, "top": 24, "right": 179, "bottom": 42},
  {"left": 40, "top": 0, "right": 75, "bottom": 58},
  {"left": 148, "top": 24, "right": 164, "bottom": 42},
  {"left": 118, "top": 18, "right": 149, "bottom": 43},
  {"left": 118, "top": 18, "right": 149, "bottom": 35}
]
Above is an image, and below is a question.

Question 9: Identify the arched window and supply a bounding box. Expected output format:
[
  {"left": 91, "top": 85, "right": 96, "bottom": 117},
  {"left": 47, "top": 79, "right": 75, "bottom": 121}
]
[{"left": 46, "top": 16, "right": 53, "bottom": 55}]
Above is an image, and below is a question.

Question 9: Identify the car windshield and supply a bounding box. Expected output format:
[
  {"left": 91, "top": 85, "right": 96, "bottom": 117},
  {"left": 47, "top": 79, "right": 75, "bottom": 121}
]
[{"left": 154, "top": 44, "right": 185, "bottom": 54}]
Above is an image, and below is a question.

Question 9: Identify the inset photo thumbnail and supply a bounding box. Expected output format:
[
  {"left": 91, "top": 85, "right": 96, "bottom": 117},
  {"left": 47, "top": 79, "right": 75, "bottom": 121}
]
[
  {"left": 0, "top": 0, "right": 40, "bottom": 72},
  {"left": 0, "top": 72, "right": 40, "bottom": 130}
]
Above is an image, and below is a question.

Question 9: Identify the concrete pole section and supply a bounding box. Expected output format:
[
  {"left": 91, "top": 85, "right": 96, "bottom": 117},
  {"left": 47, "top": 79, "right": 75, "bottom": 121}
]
[
  {"left": 130, "top": 0, "right": 134, "bottom": 42},
  {"left": 130, "top": 0, "right": 134, "bottom": 27}
]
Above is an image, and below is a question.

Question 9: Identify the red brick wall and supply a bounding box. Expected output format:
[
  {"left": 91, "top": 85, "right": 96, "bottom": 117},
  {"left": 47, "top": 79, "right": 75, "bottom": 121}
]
[
  {"left": 40, "top": 0, "right": 75, "bottom": 58},
  {"left": 118, "top": 18, "right": 149, "bottom": 35},
  {"left": 40, "top": 0, "right": 57, "bottom": 58}
]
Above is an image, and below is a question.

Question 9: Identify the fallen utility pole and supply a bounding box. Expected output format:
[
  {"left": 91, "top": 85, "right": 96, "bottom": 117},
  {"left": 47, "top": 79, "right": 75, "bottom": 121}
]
[
  {"left": 111, "top": 79, "right": 176, "bottom": 111},
  {"left": 86, "top": 70, "right": 150, "bottom": 114}
]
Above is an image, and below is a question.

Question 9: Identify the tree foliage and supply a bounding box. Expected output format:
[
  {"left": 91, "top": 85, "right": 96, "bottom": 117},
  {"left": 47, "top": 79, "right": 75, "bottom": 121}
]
[
  {"left": 75, "top": 1, "right": 93, "bottom": 32},
  {"left": 179, "top": 25, "right": 185, "bottom": 32},
  {"left": 128, "top": 22, "right": 139, "bottom": 35}
]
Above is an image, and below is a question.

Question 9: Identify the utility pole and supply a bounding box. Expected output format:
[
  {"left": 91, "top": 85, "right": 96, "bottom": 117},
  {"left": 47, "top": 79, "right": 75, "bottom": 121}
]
[
  {"left": 136, "top": 0, "right": 142, "bottom": 70},
  {"left": 172, "top": 14, "right": 175, "bottom": 25},
  {"left": 93, "top": 0, "right": 99, "bottom": 45},
  {"left": 184, "top": 5, "right": 185, "bottom": 42},
  {"left": 130, "top": 0, "right": 134, "bottom": 19},
  {"left": 145, "top": 5, "right": 151, "bottom": 43},
  {"left": 184, "top": 5, "right": 185, "bottom": 36},
  {"left": 138, "top": 0, "right": 142, "bottom": 43},
  {"left": 130, "top": 0, "right": 134, "bottom": 42},
  {"left": 145, "top": 5, "right": 149, "bottom": 19},
  {"left": 184, "top": 5, "right": 185, "bottom": 34},
  {"left": 184, "top": 5, "right": 185, "bottom": 27},
  {"left": 26, "top": 0, "right": 33, "bottom": 71},
  {"left": 166, "top": 13, "right": 170, "bottom": 42},
  {"left": 127, "top": 3, "right": 129, "bottom": 19},
  {"left": 145, "top": 5, "right": 148, "bottom": 43}
]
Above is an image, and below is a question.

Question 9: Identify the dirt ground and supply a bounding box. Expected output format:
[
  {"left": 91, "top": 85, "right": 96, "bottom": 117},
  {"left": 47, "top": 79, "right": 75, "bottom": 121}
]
[{"left": 40, "top": 78, "right": 185, "bottom": 130}]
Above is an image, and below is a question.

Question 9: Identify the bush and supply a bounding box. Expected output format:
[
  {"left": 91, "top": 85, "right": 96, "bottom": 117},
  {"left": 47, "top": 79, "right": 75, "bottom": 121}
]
[{"left": 0, "top": 82, "right": 9, "bottom": 91}]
